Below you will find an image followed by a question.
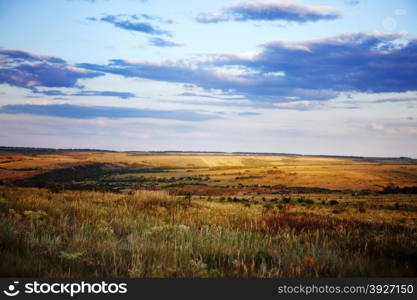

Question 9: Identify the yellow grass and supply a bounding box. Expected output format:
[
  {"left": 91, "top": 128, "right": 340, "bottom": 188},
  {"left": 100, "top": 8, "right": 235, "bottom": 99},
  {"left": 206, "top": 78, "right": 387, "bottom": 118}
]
[{"left": 2, "top": 152, "right": 416, "bottom": 190}]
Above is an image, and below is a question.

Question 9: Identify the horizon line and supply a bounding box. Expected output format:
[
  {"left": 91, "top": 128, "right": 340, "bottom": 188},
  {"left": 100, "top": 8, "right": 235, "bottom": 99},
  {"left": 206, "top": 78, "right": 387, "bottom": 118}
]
[{"left": 0, "top": 145, "right": 416, "bottom": 160}]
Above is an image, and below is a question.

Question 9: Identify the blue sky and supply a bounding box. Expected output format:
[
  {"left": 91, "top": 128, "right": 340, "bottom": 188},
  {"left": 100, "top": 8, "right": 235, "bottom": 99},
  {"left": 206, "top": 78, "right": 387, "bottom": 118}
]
[{"left": 1, "top": 0, "right": 417, "bottom": 156}]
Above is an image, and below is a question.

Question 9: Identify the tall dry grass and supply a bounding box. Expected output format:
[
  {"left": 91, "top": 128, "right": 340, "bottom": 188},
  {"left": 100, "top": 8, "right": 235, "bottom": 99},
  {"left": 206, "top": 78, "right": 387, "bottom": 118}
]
[{"left": 0, "top": 186, "right": 416, "bottom": 277}]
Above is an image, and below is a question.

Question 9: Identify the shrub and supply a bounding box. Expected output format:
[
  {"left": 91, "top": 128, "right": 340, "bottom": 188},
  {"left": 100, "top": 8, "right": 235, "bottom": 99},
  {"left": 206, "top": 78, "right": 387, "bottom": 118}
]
[{"left": 329, "top": 200, "right": 339, "bottom": 205}]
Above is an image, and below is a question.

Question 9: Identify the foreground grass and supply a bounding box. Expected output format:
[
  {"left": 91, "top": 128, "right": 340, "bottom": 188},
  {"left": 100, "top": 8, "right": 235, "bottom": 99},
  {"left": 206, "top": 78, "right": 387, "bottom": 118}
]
[{"left": 0, "top": 187, "right": 416, "bottom": 277}]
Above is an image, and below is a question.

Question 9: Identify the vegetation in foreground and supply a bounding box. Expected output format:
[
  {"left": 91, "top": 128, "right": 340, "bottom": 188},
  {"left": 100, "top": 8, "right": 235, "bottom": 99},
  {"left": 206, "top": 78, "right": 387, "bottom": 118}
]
[{"left": 1, "top": 186, "right": 416, "bottom": 277}]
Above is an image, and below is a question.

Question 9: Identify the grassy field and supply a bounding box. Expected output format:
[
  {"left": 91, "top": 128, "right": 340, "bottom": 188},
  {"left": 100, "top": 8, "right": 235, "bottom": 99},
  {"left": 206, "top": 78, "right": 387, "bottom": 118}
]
[{"left": 0, "top": 149, "right": 417, "bottom": 277}]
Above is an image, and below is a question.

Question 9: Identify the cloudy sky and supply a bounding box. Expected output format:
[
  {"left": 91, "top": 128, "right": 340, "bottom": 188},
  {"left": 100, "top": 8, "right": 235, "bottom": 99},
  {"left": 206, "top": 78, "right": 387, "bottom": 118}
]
[{"left": 1, "top": 0, "right": 416, "bottom": 157}]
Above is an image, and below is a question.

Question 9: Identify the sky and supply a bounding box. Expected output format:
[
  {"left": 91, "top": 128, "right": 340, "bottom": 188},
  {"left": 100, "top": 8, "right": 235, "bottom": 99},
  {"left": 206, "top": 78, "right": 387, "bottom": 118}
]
[{"left": 0, "top": 0, "right": 417, "bottom": 157}]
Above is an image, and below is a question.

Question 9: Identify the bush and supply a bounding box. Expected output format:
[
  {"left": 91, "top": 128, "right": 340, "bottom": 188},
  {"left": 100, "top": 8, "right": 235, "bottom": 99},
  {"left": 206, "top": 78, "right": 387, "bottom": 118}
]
[{"left": 329, "top": 200, "right": 339, "bottom": 206}]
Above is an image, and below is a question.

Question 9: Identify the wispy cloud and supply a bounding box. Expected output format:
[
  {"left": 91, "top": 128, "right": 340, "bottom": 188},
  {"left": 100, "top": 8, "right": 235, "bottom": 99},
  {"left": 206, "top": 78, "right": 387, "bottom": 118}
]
[
  {"left": 178, "top": 92, "right": 245, "bottom": 101},
  {"left": 344, "top": 0, "right": 360, "bottom": 5},
  {"left": 0, "top": 49, "right": 103, "bottom": 89},
  {"left": 32, "top": 88, "right": 136, "bottom": 99},
  {"left": 196, "top": 0, "right": 341, "bottom": 24},
  {"left": 89, "top": 14, "right": 171, "bottom": 36},
  {"left": 237, "top": 112, "right": 261, "bottom": 116},
  {"left": 0, "top": 104, "right": 220, "bottom": 121},
  {"left": 148, "top": 37, "right": 184, "bottom": 47},
  {"left": 372, "top": 96, "right": 417, "bottom": 103},
  {"left": 137, "top": 13, "right": 173, "bottom": 24},
  {"left": 369, "top": 121, "right": 417, "bottom": 135},
  {"left": 273, "top": 100, "right": 326, "bottom": 111}
]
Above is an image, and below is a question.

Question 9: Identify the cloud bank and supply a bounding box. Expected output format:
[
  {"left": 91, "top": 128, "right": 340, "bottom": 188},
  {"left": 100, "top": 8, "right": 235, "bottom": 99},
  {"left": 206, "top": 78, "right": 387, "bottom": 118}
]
[
  {"left": 3, "top": 33, "right": 417, "bottom": 104},
  {"left": 78, "top": 32, "right": 417, "bottom": 102}
]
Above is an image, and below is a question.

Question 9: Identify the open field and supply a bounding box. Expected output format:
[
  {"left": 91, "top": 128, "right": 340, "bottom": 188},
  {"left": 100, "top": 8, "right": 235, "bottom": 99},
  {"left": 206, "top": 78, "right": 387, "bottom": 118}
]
[{"left": 1, "top": 149, "right": 417, "bottom": 277}]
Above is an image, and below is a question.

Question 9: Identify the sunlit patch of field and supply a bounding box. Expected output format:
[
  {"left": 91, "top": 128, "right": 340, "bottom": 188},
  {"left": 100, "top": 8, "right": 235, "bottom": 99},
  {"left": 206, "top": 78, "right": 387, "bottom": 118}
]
[
  {"left": 0, "top": 152, "right": 94, "bottom": 181},
  {"left": 2, "top": 151, "right": 417, "bottom": 190}
]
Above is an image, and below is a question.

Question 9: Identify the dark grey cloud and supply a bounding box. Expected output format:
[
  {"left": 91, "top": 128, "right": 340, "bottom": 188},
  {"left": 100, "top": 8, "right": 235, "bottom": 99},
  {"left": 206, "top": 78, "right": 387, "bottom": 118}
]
[
  {"left": 32, "top": 88, "right": 136, "bottom": 99},
  {"left": 196, "top": 0, "right": 341, "bottom": 24},
  {"left": 91, "top": 14, "right": 171, "bottom": 36},
  {"left": 0, "top": 49, "right": 103, "bottom": 89},
  {"left": 245, "top": 33, "right": 417, "bottom": 94},
  {"left": 78, "top": 33, "right": 417, "bottom": 102},
  {"left": 0, "top": 104, "right": 219, "bottom": 121},
  {"left": 148, "top": 37, "right": 183, "bottom": 47}
]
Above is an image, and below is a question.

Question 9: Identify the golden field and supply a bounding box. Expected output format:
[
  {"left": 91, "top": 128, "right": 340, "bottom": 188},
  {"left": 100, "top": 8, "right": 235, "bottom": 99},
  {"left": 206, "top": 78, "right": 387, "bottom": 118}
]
[
  {"left": 1, "top": 151, "right": 417, "bottom": 190},
  {"left": 0, "top": 149, "right": 416, "bottom": 277}
]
